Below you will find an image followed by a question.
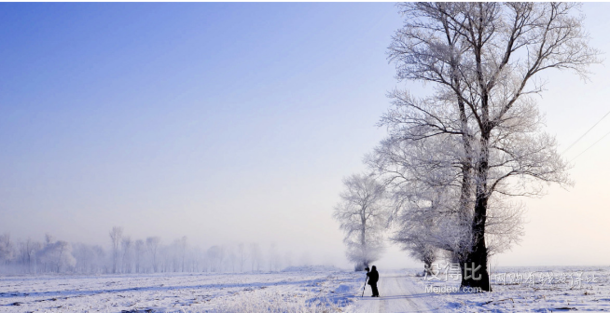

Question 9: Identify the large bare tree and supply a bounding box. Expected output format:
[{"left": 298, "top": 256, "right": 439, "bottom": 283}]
[{"left": 386, "top": 2, "right": 599, "bottom": 291}]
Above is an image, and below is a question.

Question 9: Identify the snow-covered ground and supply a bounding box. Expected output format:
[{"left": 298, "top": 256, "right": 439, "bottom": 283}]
[
  {"left": 0, "top": 266, "right": 361, "bottom": 312},
  {"left": 1, "top": 266, "right": 609, "bottom": 312},
  {"left": 420, "top": 265, "right": 610, "bottom": 312}
]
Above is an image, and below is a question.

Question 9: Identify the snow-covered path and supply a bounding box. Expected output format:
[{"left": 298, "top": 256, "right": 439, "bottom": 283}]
[{"left": 348, "top": 271, "right": 441, "bottom": 313}]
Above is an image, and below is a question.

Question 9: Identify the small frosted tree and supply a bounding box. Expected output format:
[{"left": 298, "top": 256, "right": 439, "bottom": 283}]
[
  {"left": 207, "top": 245, "right": 224, "bottom": 272},
  {"left": 0, "top": 233, "right": 14, "bottom": 267},
  {"left": 179, "top": 236, "right": 187, "bottom": 272},
  {"left": 238, "top": 243, "right": 246, "bottom": 272},
  {"left": 146, "top": 236, "right": 161, "bottom": 272},
  {"left": 121, "top": 237, "right": 132, "bottom": 273},
  {"left": 73, "top": 243, "right": 96, "bottom": 274},
  {"left": 135, "top": 239, "right": 144, "bottom": 273},
  {"left": 19, "top": 237, "right": 40, "bottom": 274},
  {"left": 333, "top": 174, "right": 390, "bottom": 271},
  {"left": 249, "top": 243, "right": 262, "bottom": 272},
  {"left": 109, "top": 226, "right": 123, "bottom": 274},
  {"left": 38, "top": 239, "right": 76, "bottom": 273}
]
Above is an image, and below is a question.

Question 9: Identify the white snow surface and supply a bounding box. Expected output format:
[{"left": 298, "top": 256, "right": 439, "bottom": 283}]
[
  {"left": 0, "top": 266, "right": 609, "bottom": 312},
  {"left": 0, "top": 270, "right": 360, "bottom": 312}
]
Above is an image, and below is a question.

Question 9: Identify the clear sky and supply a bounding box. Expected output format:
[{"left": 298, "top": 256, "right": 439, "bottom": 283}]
[{"left": 1, "top": 3, "right": 609, "bottom": 270}]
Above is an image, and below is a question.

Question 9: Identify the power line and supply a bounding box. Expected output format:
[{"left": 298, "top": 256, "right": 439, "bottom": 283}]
[
  {"left": 562, "top": 109, "right": 610, "bottom": 154},
  {"left": 570, "top": 129, "right": 610, "bottom": 162}
]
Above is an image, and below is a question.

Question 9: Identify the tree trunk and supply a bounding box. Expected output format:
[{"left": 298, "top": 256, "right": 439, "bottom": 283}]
[
  {"left": 461, "top": 127, "right": 492, "bottom": 291},
  {"left": 424, "top": 259, "right": 434, "bottom": 277},
  {"left": 460, "top": 200, "right": 492, "bottom": 291}
]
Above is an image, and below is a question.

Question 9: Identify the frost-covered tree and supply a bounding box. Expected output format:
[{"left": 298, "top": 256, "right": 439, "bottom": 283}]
[
  {"left": 268, "top": 243, "right": 278, "bottom": 272},
  {"left": 164, "top": 236, "right": 187, "bottom": 272},
  {"left": 369, "top": 134, "right": 464, "bottom": 272},
  {"left": 121, "top": 237, "right": 133, "bottom": 273},
  {"left": 38, "top": 238, "right": 76, "bottom": 273},
  {"left": 207, "top": 245, "right": 224, "bottom": 272},
  {"left": 109, "top": 226, "right": 123, "bottom": 274},
  {"left": 134, "top": 239, "right": 144, "bottom": 273},
  {"left": 72, "top": 243, "right": 105, "bottom": 274},
  {"left": 369, "top": 133, "right": 524, "bottom": 276},
  {"left": 179, "top": 236, "right": 187, "bottom": 272},
  {"left": 19, "top": 238, "right": 41, "bottom": 273},
  {"left": 333, "top": 174, "right": 390, "bottom": 271},
  {"left": 230, "top": 247, "right": 238, "bottom": 272},
  {"left": 249, "top": 243, "right": 262, "bottom": 272},
  {"left": 0, "top": 230, "right": 298, "bottom": 275},
  {"left": 237, "top": 243, "right": 246, "bottom": 272},
  {"left": 146, "top": 236, "right": 161, "bottom": 272},
  {"left": 386, "top": 2, "right": 598, "bottom": 291},
  {"left": 0, "top": 233, "right": 14, "bottom": 266}
]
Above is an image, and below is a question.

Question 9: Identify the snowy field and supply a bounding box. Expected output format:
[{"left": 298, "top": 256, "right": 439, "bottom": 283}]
[
  {"left": 420, "top": 265, "right": 610, "bottom": 312},
  {"left": 0, "top": 266, "right": 361, "bottom": 313},
  {"left": 1, "top": 266, "right": 609, "bottom": 312}
]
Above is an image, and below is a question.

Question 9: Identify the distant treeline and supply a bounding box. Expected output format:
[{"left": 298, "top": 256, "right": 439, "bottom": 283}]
[{"left": 0, "top": 227, "right": 300, "bottom": 275}]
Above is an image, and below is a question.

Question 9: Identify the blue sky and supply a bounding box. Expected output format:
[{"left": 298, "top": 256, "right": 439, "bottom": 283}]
[
  {"left": 0, "top": 3, "right": 409, "bottom": 267},
  {"left": 1, "top": 3, "right": 610, "bottom": 269}
]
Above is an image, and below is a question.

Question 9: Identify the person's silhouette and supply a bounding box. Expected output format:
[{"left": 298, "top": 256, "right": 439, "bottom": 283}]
[{"left": 366, "top": 265, "right": 380, "bottom": 297}]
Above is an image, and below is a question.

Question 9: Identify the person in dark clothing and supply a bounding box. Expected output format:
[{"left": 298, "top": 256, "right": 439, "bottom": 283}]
[{"left": 366, "top": 265, "right": 380, "bottom": 297}]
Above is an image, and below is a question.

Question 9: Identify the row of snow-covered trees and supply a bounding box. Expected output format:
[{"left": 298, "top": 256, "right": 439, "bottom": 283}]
[
  {"left": 334, "top": 2, "right": 599, "bottom": 291},
  {"left": 0, "top": 233, "right": 79, "bottom": 274},
  {"left": 0, "top": 229, "right": 296, "bottom": 275}
]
